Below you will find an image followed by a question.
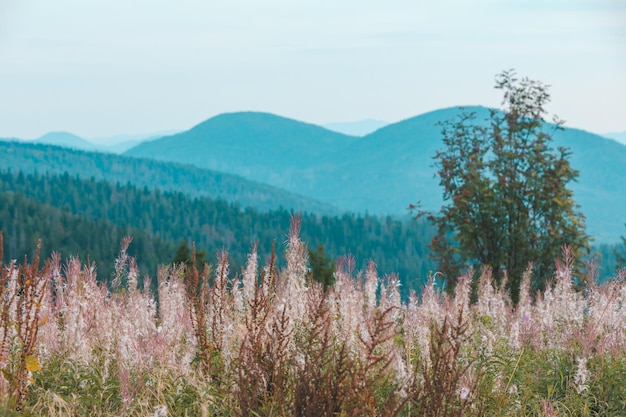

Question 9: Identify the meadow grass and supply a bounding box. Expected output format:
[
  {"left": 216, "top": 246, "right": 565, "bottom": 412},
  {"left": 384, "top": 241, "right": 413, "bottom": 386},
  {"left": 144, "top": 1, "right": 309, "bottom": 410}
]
[{"left": 1, "top": 228, "right": 625, "bottom": 416}]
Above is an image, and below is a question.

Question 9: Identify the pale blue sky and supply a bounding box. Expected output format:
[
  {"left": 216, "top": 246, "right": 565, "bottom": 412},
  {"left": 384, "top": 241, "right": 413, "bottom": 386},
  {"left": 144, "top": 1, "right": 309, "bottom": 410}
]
[{"left": 0, "top": 0, "right": 624, "bottom": 140}]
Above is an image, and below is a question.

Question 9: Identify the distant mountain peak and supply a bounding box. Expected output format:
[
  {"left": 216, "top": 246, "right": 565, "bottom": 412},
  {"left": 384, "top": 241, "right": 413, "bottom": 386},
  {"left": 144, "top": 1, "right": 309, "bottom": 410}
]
[
  {"left": 190, "top": 111, "right": 339, "bottom": 135},
  {"left": 33, "top": 131, "right": 99, "bottom": 151},
  {"left": 36, "top": 131, "right": 85, "bottom": 141}
]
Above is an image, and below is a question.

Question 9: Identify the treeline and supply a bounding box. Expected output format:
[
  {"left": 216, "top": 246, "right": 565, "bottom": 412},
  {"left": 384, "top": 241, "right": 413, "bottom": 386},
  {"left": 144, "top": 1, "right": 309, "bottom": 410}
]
[
  {"left": 0, "top": 191, "right": 176, "bottom": 280},
  {"left": 0, "top": 140, "right": 336, "bottom": 213},
  {"left": 0, "top": 170, "right": 436, "bottom": 296},
  {"left": 2, "top": 169, "right": 621, "bottom": 294}
]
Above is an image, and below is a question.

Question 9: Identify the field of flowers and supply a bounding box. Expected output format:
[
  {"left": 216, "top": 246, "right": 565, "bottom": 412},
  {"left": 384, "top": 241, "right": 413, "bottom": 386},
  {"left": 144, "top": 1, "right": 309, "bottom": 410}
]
[{"left": 1, "top": 223, "right": 626, "bottom": 416}]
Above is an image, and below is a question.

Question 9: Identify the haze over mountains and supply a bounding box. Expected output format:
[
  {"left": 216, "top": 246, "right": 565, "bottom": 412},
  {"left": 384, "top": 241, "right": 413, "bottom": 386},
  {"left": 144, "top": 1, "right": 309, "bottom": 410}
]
[
  {"left": 603, "top": 131, "right": 626, "bottom": 145},
  {"left": 35, "top": 132, "right": 101, "bottom": 151},
  {"left": 0, "top": 130, "right": 180, "bottom": 154},
  {"left": 0, "top": 141, "right": 338, "bottom": 214},
  {"left": 2, "top": 107, "right": 624, "bottom": 244},
  {"left": 33, "top": 132, "right": 141, "bottom": 153},
  {"left": 125, "top": 106, "right": 626, "bottom": 243}
]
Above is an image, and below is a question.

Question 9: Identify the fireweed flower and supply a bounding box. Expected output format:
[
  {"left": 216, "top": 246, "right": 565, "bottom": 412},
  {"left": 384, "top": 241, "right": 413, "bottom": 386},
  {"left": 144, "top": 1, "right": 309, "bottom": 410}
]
[
  {"left": 574, "top": 357, "right": 589, "bottom": 394},
  {"left": 6, "top": 226, "right": 626, "bottom": 414}
]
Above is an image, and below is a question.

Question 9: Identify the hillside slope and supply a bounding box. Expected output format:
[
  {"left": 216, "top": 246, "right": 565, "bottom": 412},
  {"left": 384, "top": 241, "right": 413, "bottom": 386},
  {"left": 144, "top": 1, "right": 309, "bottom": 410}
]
[
  {"left": 0, "top": 141, "right": 338, "bottom": 214},
  {"left": 331, "top": 106, "right": 626, "bottom": 242},
  {"left": 34, "top": 131, "right": 100, "bottom": 151},
  {"left": 125, "top": 107, "right": 626, "bottom": 242},
  {"left": 0, "top": 190, "right": 175, "bottom": 280},
  {"left": 126, "top": 112, "right": 360, "bottom": 191}
]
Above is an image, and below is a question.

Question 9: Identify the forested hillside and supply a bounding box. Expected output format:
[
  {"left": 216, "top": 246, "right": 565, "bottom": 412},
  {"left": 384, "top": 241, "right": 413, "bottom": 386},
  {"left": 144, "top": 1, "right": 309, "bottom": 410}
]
[
  {"left": 0, "top": 141, "right": 337, "bottom": 214},
  {"left": 125, "top": 107, "right": 626, "bottom": 242},
  {"left": 0, "top": 170, "right": 436, "bottom": 295},
  {"left": 0, "top": 191, "right": 175, "bottom": 280},
  {"left": 126, "top": 111, "right": 360, "bottom": 186}
]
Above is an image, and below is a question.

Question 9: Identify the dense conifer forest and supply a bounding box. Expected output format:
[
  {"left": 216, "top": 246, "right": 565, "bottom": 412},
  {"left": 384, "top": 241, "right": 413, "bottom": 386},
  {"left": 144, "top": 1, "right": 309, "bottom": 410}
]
[
  {"left": 0, "top": 170, "right": 437, "bottom": 296},
  {"left": 0, "top": 141, "right": 336, "bottom": 214},
  {"left": 0, "top": 190, "right": 175, "bottom": 281}
]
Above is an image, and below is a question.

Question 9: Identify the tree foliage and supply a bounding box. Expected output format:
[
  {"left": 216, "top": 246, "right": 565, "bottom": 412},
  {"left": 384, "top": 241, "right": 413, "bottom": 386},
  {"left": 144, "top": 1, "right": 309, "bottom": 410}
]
[
  {"left": 0, "top": 170, "right": 435, "bottom": 296},
  {"left": 173, "top": 240, "right": 206, "bottom": 271},
  {"left": 308, "top": 243, "right": 336, "bottom": 289},
  {"left": 0, "top": 190, "right": 175, "bottom": 282},
  {"left": 617, "top": 226, "right": 626, "bottom": 266},
  {"left": 424, "top": 70, "right": 590, "bottom": 303}
]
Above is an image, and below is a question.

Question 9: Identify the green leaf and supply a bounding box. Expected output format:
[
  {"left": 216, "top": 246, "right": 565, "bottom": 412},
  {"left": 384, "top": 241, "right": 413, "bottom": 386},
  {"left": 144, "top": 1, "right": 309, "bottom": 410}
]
[{"left": 1, "top": 368, "right": 15, "bottom": 384}]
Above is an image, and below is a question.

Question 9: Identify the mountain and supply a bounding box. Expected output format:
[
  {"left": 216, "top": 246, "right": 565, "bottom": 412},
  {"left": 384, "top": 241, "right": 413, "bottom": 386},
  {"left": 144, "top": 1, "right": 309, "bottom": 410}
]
[
  {"left": 329, "top": 106, "right": 626, "bottom": 243},
  {"left": 603, "top": 131, "right": 626, "bottom": 145},
  {"left": 126, "top": 112, "right": 360, "bottom": 190},
  {"left": 323, "top": 119, "right": 389, "bottom": 136},
  {"left": 323, "top": 107, "right": 480, "bottom": 214},
  {"left": 0, "top": 130, "right": 176, "bottom": 154},
  {"left": 33, "top": 131, "right": 100, "bottom": 151},
  {"left": 124, "top": 107, "right": 626, "bottom": 243},
  {"left": 124, "top": 107, "right": 484, "bottom": 212},
  {"left": 35, "top": 132, "right": 157, "bottom": 154},
  {"left": 0, "top": 141, "right": 338, "bottom": 214}
]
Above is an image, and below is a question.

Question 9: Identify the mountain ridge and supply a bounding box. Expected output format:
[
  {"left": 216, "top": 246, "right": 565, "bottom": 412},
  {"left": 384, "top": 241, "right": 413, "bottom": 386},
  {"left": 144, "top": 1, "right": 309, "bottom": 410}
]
[
  {"left": 127, "top": 111, "right": 361, "bottom": 191},
  {"left": 602, "top": 131, "right": 626, "bottom": 145},
  {"left": 34, "top": 131, "right": 100, "bottom": 151},
  {"left": 0, "top": 130, "right": 177, "bottom": 154},
  {"left": 124, "top": 107, "right": 626, "bottom": 243},
  {"left": 0, "top": 140, "right": 339, "bottom": 215}
]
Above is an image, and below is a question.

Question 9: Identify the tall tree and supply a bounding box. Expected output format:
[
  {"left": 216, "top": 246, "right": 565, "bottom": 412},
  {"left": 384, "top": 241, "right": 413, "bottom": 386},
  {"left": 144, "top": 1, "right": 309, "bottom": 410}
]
[{"left": 423, "top": 70, "right": 590, "bottom": 303}]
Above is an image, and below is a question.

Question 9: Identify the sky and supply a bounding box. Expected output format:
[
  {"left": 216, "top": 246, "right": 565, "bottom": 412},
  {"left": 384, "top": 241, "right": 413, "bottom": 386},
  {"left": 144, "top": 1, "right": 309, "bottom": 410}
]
[{"left": 0, "top": 0, "right": 624, "bottom": 141}]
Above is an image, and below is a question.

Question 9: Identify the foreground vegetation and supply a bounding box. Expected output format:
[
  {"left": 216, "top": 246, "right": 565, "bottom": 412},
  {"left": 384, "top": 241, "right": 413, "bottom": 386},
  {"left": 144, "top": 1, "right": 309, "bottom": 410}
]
[{"left": 1, "top": 225, "right": 626, "bottom": 416}]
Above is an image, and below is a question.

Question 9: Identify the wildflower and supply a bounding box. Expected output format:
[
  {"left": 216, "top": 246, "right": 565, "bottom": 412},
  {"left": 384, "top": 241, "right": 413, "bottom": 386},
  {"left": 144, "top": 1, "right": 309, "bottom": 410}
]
[
  {"left": 459, "top": 385, "right": 471, "bottom": 400},
  {"left": 574, "top": 357, "right": 589, "bottom": 394},
  {"left": 152, "top": 405, "right": 168, "bottom": 417}
]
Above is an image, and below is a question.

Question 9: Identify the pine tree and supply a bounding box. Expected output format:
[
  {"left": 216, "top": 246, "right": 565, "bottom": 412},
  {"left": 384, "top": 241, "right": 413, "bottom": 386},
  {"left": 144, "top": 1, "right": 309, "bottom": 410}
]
[
  {"left": 308, "top": 243, "right": 336, "bottom": 290},
  {"left": 173, "top": 240, "right": 206, "bottom": 270}
]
